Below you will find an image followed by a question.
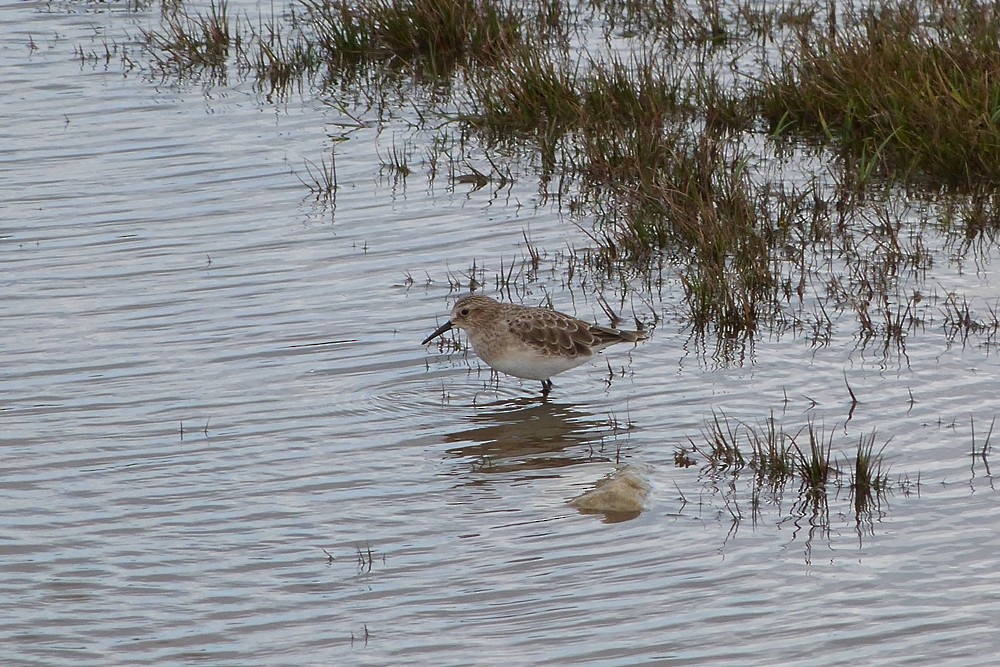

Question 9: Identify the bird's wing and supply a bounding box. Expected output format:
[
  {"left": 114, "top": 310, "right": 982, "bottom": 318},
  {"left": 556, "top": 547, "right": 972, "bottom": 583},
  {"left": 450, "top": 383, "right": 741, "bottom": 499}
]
[{"left": 508, "top": 310, "right": 595, "bottom": 357}]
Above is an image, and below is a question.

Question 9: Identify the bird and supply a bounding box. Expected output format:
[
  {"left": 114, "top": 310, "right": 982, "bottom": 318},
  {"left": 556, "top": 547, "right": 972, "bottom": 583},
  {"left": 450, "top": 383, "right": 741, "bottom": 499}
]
[{"left": 422, "top": 294, "right": 648, "bottom": 396}]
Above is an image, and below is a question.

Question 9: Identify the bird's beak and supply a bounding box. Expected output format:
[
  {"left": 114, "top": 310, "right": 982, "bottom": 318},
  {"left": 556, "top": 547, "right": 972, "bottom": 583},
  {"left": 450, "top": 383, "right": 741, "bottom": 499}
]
[{"left": 422, "top": 320, "right": 453, "bottom": 345}]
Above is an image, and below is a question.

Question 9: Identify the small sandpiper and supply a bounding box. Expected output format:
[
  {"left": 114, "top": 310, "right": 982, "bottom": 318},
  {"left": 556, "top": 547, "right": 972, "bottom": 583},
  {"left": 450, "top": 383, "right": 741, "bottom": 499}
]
[{"left": 422, "top": 294, "right": 648, "bottom": 396}]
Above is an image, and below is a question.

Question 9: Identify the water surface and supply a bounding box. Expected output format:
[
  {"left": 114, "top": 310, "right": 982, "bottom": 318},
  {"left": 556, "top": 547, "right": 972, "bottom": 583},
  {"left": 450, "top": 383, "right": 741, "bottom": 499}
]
[{"left": 2, "top": 1, "right": 999, "bottom": 665}]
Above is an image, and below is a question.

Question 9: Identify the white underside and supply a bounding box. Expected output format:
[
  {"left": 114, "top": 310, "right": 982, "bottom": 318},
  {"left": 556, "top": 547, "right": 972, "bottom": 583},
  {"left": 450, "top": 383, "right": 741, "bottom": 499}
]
[{"left": 485, "top": 350, "right": 592, "bottom": 381}]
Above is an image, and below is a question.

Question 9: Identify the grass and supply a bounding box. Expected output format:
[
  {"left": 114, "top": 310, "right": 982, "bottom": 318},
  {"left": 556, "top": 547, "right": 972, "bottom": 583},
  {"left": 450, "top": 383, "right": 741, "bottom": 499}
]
[
  {"left": 691, "top": 411, "right": 747, "bottom": 471},
  {"left": 142, "top": 0, "right": 236, "bottom": 77},
  {"left": 356, "top": 541, "right": 375, "bottom": 572},
  {"left": 459, "top": 42, "right": 784, "bottom": 336},
  {"left": 760, "top": 0, "right": 1000, "bottom": 187},
  {"left": 130, "top": 0, "right": 1000, "bottom": 353},
  {"left": 377, "top": 137, "right": 414, "bottom": 180},
  {"left": 692, "top": 411, "right": 801, "bottom": 486},
  {"left": 851, "top": 430, "right": 891, "bottom": 514},
  {"left": 366, "top": 0, "right": 522, "bottom": 66},
  {"left": 296, "top": 151, "right": 338, "bottom": 201},
  {"left": 142, "top": 0, "right": 528, "bottom": 89},
  {"left": 279, "top": 0, "right": 525, "bottom": 74},
  {"left": 745, "top": 411, "right": 795, "bottom": 491},
  {"left": 688, "top": 411, "right": 900, "bottom": 528},
  {"left": 76, "top": 0, "right": 1000, "bottom": 558},
  {"left": 970, "top": 415, "right": 995, "bottom": 477},
  {"left": 251, "top": 8, "right": 320, "bottom": 97},
  {"left": 794, "top": 418, "right": 833, "bottom": 492}
]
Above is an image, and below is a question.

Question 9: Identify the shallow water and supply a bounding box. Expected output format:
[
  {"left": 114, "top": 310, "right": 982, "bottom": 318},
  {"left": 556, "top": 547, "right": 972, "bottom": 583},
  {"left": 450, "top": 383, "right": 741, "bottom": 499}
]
[{"left": 2, "top": 1, "right": 999, "bottom": 664}]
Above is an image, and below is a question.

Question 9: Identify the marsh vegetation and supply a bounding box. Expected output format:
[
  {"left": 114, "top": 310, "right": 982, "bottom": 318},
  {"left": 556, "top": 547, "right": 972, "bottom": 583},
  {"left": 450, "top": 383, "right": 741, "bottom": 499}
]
[
  {"left": 128, "top": 0, "right": 1000, "bottom": 340},
  {"left": 115, "top": 0, "right": 1000, "bottom": 526}
]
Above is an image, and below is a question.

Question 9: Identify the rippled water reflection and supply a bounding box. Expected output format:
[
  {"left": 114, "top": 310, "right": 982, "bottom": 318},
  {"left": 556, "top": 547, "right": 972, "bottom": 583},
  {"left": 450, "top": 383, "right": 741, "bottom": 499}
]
[{"left": 2, "top": 1, "right": 999, "bottom": 664}]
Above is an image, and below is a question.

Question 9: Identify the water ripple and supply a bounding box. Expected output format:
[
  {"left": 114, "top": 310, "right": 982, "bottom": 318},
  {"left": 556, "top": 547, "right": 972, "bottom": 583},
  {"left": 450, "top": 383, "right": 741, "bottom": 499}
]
[{"left": 2, "top": 2, "right": 999, "bottom": 666}]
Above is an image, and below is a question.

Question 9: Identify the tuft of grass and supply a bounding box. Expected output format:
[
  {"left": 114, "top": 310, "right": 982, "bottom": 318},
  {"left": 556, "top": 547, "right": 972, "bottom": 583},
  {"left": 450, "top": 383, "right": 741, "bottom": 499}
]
[
  {"left": 745, "top": 411, "right": 796, "bottom": 489},
  {"left": 461, "top": 45, "right": 782, "bottom": 337},
  {"left": 377, "top": 137, "right": 413, "bottom": 181},
  {"left": 970, "top": 415, "right": 995, "bottom": 478},
  {"left": 685, "top": 410, "right": 902, "bottom": 555},
  {"left": 760, "top": 0, "right": 1000, "bottom": 187},
  {"left": 692, "top": 411, "right": 797, "bottom": 487},
  {"left": 374, "top": 0, "right": 521, "bottom": 65},
  {"left": 297, "top": 150, "right": 339, "bottom": 201},
  {"left": 793, "top": 418, "right": 833, "bottom": 492},
  {"left": 851, "top": 430, "right": 890, "bottom": 514},
  {"left": 144, "top": 0, "right": 527, "bottom": 89},
  {"left": 300, "top": 0, "right": 524, "bottom": 73},
  {"left": 142, "top": 0, "right": 235, "bottom": 76},
  {"left": 250, "top": 10, "right": 321, "bottom": 98},
  {"left": 462, "top": 47, "right": 582, "bottom": 136},
  {"left": 690, "top": 411, "right": 746, "bottom": 471}
]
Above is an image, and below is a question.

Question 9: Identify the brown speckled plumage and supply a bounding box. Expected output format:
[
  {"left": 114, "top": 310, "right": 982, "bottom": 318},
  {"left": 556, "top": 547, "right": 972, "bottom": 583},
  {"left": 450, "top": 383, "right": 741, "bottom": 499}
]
[{"left": 422, "top": 295, "right": 648, "bottom": 396}]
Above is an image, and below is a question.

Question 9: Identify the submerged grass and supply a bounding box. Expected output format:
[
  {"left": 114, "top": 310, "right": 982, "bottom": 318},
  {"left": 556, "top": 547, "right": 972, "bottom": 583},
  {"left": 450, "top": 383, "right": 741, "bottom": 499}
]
[
  {"left": 691, "top": 411, "right": 747, "bottom": 471},
  {"left": 142, "top": 0, "right": 236, "bottom": 77},
  {"left": 852, "top": 430, "right": 891, "bottom": 514},
  {"left": 745, "top": 411, "right": 795, "bottom": 490},
  {"left": 686, "top": 410, "right": 904, "bottom": 548},
  {"left": 794, "top": 418, "right": 833, "bottom": 492}
]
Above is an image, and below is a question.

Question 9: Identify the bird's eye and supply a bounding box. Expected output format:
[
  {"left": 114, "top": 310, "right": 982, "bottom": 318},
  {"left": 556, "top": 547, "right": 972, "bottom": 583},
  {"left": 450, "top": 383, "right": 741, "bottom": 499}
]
[{"left": 460, "top": 308, "right": 470, "bottom": 316}]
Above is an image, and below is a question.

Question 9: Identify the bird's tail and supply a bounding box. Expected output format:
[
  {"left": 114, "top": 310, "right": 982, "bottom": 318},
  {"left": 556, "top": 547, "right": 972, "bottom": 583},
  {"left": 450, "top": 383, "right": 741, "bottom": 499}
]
[{"left": 591, "top": 324, "right": 649, "bottom": 345}]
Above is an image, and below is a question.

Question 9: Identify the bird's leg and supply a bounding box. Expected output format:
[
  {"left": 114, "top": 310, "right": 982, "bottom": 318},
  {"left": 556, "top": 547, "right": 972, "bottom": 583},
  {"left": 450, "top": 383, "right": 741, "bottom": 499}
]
[{"left": 541, "top": 379, "right": 553, "bottom": 396}]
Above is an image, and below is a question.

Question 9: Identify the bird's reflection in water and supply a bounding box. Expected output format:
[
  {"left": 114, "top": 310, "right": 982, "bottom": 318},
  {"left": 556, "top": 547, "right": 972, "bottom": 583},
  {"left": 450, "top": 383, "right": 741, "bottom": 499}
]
[{"left": 444, "top": 397, "right": 620, "bottom": 475}]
